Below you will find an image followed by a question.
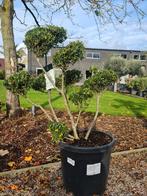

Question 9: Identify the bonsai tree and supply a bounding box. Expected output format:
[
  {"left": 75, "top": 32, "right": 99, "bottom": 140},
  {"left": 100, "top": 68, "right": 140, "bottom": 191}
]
[
  {"left": 24, "top": 26, "right": 117, "bottom": 141},
  {"left": 5, "top": 25, "right": 117, "bottom": 142},
  {"left": 4, "top": 25, "right": 117, "bottom": 196}
]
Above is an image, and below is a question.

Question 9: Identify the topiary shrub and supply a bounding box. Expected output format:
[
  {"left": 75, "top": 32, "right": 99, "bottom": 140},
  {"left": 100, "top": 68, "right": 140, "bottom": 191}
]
[
  {"left": 56, "top": 69, "right": 82, "bottom": 88},
  {"left": 24, "top": 26, "right": 67, "bottom": 57},
  {"left": 4, "top": 71, "right": 32, "bottom": 96},
  {"left": 53, "top": 41, "right": 84, "bottom": 71}
]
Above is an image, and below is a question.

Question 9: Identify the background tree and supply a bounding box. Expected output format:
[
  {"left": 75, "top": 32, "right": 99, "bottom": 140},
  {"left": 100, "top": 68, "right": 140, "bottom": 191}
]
[
  {"left": 140, "top": 65, "right": 147, "bottom": 76},
  {"left": 104, "top": 56, "right": 127, "bottom": 92},
  {"left": 0, "top": 0, "right": 145, "bottom": 116},
  {"left": 127, "top": 77, "right": 147, "bottom": 96},
  {"left": 126, "top": 60, "right": 146, "bottom": 76}
]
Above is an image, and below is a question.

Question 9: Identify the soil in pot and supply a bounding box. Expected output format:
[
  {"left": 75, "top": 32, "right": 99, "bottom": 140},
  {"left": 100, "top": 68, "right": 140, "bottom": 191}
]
[{"left": 65, "top": 129, "right": 113, "bottom": 147}]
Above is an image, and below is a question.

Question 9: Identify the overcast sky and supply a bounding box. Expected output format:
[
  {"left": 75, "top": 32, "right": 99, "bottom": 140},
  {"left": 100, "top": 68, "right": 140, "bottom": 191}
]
[{"left": 0, "top": 0, "right": 147, "bottom": 55}]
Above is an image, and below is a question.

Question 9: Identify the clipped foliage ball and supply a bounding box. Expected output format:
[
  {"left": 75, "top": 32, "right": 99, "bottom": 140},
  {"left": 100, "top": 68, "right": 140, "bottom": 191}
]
[
  {"left": 31, "top": 74, "right": 46, "bottom": 92},
  {"left": 56, "top": 69, "right": 82, "bottom": 88},
  {"left": 4, "top": 71, "right": 32, "bottom": 96},
  {"left": 53, "top": 41, "right": 85, "bottom": 70},
  {"left": 24, "top": 26, "right": 67, "bottom": 57},
  {"left": 69, "top": 86, "right": 93, "bottom": 109},
  {"left": 84, "top": 69, "right": 117, "bottom": 93},
  {"left": 65, "top": 69, "right": 82, "bottom": 86}
]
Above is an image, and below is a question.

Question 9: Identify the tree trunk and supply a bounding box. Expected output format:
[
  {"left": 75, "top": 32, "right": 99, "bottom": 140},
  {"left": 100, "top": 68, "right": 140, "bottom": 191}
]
[{"left": 1, "top": 0, "right": 21, "bottom": 117}]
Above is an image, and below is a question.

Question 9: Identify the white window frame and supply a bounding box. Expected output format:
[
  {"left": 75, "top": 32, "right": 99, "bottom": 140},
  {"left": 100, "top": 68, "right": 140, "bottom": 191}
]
[
  {"left": 86, "top": 52, "right": 100, "bottom": 59},
  {"left": 36, "top": 67, "right": 43, "bottom": 75},
  {"left": 133, "top": 54, "right": 147, "bottom": 61}
]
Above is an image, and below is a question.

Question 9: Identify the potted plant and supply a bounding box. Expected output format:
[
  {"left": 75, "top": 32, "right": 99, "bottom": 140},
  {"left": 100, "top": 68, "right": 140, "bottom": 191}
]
[{"left": 5, "top": 26, "right": 117, "bottom": 196}]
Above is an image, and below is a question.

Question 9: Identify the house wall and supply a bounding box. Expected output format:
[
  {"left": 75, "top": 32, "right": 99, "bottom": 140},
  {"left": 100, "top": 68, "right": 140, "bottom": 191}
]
[{"left": 27, "top": 48, "right": 147, "bottom": 82}]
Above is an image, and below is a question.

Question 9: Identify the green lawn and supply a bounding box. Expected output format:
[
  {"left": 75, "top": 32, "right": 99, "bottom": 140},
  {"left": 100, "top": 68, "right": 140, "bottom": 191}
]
[{"left": 0, "top": 80, "right": 147, "bottom": 117}]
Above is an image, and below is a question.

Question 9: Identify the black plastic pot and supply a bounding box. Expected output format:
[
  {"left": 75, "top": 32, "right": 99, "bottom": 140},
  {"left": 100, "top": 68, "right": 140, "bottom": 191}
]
[{"left": 60, "top": 131, "right": 115, "bottom": 196}]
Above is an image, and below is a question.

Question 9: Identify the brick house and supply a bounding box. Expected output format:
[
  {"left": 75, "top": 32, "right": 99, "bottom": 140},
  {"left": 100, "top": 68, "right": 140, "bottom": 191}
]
[{"left": 28, "top": 48, "right": 147, "bottom": 83}]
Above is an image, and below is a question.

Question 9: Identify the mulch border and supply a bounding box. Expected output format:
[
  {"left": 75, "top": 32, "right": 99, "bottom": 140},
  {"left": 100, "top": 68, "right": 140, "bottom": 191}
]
[{"left": 0, "top": 147, "right": 146, "bottom": 177}]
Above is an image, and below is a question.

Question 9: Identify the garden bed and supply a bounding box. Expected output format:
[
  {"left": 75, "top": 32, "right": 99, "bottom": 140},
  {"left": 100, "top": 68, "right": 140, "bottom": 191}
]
[
  {"left": 0, "top": 151, "right": 146, "bottom": 195},
  {"left": 0, "top": 110, "right": 146, "bottom": 172}
]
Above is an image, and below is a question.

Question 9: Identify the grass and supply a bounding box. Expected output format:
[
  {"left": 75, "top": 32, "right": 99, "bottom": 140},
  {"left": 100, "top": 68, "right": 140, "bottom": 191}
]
[{"left": 0, "top": 80, "right": 147, "bottom": 117}]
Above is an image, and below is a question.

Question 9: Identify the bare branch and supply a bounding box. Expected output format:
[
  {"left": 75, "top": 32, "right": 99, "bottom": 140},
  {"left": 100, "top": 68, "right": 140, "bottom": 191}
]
[
  {"left": 48, "top": 90, "right": 59, "bottom": 122},
  {"left": 14, "top": 10, "right": 27, "bottom": 26},
  {"left": 21, "top": 0, "right": 40, "bottom": 26},
  {"left": 75, "top": 109, "right": 82, "bottom": 128},
  {"left": 85, "top": 93, "right": 100, "bottom": 140},
  {"left": 25, "top": 96, "right": 53, "bottom": 121},
  {"left": 128, "top": 0, "right": 145, "bottom": 28}
]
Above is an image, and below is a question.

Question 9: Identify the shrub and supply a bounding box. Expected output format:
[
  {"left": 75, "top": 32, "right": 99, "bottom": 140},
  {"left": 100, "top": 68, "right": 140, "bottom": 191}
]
[
  {"left": 56, "top": 69, "right": 82, "bottom": 88},
  {"left": 127, "top": 77, "right": 147, "bottom": 92},
  {"left": 0, "top": 70, "right": 5, "bottom": 80},
  {"left": 4, "top": 71, "right": 32, "bottom": 96},
  {"left": 31, "top": 74, "right": 46, "bottom": 91},
  {"left": 84, "top": 69, "right": 117, "bottom": 93},
  {"left": 53, "top": 41, "right": 84, "bottom": 71},
  {"left": 48, "top": 121, "right": 68, "bottom": 143},
  {"left": 24, "top": 26, "right": 67, "bottom": 57}
]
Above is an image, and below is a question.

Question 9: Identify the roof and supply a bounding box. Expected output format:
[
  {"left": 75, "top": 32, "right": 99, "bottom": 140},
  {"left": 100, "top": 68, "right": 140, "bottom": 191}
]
[
  {"left": 55, "top": 46, "right": 144, "bottom": 53},
  {"left": 84, "top": 48, "right": 142, "bottom": 53}
]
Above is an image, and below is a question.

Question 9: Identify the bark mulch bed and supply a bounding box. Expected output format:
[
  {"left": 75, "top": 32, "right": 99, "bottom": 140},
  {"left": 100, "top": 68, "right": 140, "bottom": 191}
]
[
  {"left": 0, "top": 110, "right": 146, "bottom": 172},
  {"left": 0, "top": 151, "right": 146, "bottom": 196}
]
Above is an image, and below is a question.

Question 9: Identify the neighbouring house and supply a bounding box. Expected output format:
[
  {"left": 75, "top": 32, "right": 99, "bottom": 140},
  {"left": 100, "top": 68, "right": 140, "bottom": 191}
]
[
  {"left": 27, "top": 47, "right": 147, "bottom": 83},
  {"left": 0, "top": 58, "right": 5, "bottom": 71},
  {"left": 17, "top": 44, "right": 28, "bottom": 71}
]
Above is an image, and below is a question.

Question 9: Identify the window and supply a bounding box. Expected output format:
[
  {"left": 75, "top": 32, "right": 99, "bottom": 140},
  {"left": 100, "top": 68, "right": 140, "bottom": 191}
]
[
  {"left": 140, "top": 55, "right": 146, "bottom": 61},
  {"left": 121, "top": 54, "right": 127, "bottom": 59},
  {"left": 134, "top": 54, "right": 139, "bottom": 60},
  {"left": 93, "top": 53, "right": 100, "bottom": 59},
  {"left": 36, "top": 68, "right": 43, "bottom": 75},
  {"left": 86, "top": 52, "right": 93, "bottom": 59},
  {"left": 86, "top": 52, "right": 100, "bottom": 59}
]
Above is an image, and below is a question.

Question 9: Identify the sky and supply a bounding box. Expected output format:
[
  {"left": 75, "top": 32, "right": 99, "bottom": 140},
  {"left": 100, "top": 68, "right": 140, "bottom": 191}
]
[{"left": 0, "top": 0, "right": 147, "bottom": 57}]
